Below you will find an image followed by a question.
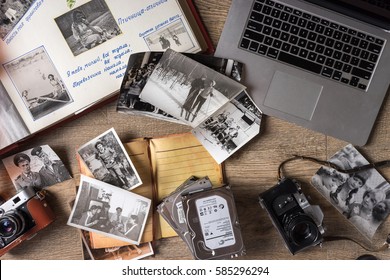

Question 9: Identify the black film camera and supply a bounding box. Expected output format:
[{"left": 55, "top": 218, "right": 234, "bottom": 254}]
[
  {"left": 259, "top": 178, "right": 324, "bottom": 255},
  {"left": 0, "top": 187, "right": 55, "bottom": 256}
]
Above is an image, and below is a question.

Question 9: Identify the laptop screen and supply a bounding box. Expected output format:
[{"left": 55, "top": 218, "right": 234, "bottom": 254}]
[{"left": 304, "top": 0, "right": 390, "bottom": 29}]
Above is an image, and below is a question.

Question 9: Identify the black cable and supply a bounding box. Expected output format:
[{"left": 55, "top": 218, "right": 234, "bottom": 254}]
[
  {"left": 277, "top": 155, "right": 390, "bottom": 181},
  {"left": 323, "top": 234, "right": 390, "bottom": 253}
]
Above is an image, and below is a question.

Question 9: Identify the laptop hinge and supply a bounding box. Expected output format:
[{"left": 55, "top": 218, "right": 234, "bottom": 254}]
[{"left": 302, "top": 0, "right": 390, "bottom": 30}]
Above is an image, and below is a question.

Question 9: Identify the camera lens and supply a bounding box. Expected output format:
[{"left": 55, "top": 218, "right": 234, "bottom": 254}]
[
  {"left": 0, "top": 212, "right": 25, "bottom": 238},
  {"left": 284, "top": 213, "right": 319, "bottom": 247},
  {"left": 0, "top": 218, "right": 17, "bottom": 237}
]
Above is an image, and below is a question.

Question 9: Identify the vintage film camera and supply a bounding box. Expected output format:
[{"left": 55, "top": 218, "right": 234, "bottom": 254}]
[
  {"left": 0, "top": 187, "right": 56, "bottom": 256},
  {"left": 259, "top": 178, "right": 324, "bottom": 255}
]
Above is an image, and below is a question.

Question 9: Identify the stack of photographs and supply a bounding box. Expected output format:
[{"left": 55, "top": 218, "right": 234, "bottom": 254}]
[
  {"left": 118, "top": 50, "right": 263, "bottom": 164},
  {"left": 157, "top": 176, "right": 246, "bottom": 259}
]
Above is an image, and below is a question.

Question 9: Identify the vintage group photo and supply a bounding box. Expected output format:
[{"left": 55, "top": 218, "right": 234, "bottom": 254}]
[
  {"left": 311, "top": 144, "right": 390, "bottom": 239},
  {"left": 77, "top": 128, "right": 142, "bottom": 190},
  {"left": 139, "top": 49, "right": 246, "bottom": 127},
  {"left": 2, "top": 144, "right": 72, "bottom": 191},
  {"left": 68, "top": 175, "right": 151, "bottom": 245},
  {"left": 3, "top": 46, "right": 73, "bottom": 121},
  {"left": 192, "top": 91, "right": 262, "bottom": 163}
]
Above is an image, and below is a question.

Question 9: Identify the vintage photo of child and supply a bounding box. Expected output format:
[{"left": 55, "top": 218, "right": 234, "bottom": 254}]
[
  {"left": 139, "top": 49, "right": 246, "bottom": 127},
  {"left": 311, "top": 144, "right": 390, "bottom": 239},
  {"left": 3, "top": 46, "right": 73, "bottom": 121},
  {"left": 192, "top": 91, "right": 262, "bottom": 163},
  {"left": 144, "top": 19, "right": 197, "bottom": 53},
  {"left": 68, "top": 175, "right": 151, "bottom": 245},
  {"left": 55, "top": 0, "right": 121, "bottom": 56},
  {"left": 77, "top": 128, "right": 142, "bottom": 190},
  {"left": 2, "top": 144, "right": 72, "bottom": 191}
]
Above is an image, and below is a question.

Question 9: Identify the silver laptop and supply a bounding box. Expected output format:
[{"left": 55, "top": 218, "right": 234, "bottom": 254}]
[{"left": 215, "top": 0, "right": 390, "bottom": 145}]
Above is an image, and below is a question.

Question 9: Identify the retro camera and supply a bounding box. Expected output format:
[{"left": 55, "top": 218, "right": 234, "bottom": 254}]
[
  {"left": 259, "top": 178, "right": 324, "bottom": 255},
  {"left": 0, "top": 187, "right": 56, "bottom": 256}
]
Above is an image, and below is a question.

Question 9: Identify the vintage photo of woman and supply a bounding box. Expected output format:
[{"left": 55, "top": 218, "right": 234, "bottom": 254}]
[
  {"left": 77, "top": 128, "right": 142, "bottom": 190},
  {"left": 55, "top": 0, "right": 121, "bottom": 56},
  {"left": 3, "top": 46, "right": 73, "bottom": 121}
]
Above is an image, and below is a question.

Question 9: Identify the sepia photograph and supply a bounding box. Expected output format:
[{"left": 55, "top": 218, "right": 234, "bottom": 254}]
[
  {"left": 139, "top": 49, "right": 246, "bottom": 127},
  {"left": 81, "top": 230, "right": 154, "bottom": 260},
  {"left": 3, "top": 46, "right": 73, "bottom": 121},
  {"left": 68, "top": 175, "right": 151, "bottom": 245},
  {"left": 77, "top": 128, "right": 142, "bottom": 190},
  {"left": 2, "top": 144, "right": 72, "bottom": 191},
  {"left": 0, "top": 0, "right": 35, "bottom": 39},
  {"left": 311, "top": 144, "right": 390, "bottom": 239},
  {"left": 55, "top": 0, "right": 121, "bottom": 56},
  {"left": 144, "top": 19, "right": 196, "bottom": 53},
  {"left": 192, "top": 91, "right": 262, "bottom": 164}
]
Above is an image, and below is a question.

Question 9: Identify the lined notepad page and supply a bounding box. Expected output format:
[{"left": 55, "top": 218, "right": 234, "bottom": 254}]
[{"left": 150, "top": 133, "right": 224, "bottom": 238}]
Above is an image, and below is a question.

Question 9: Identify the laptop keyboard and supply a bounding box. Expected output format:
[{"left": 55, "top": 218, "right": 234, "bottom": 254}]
[{"left": 239, "top": 0, "right": 386, "bottom": 91}]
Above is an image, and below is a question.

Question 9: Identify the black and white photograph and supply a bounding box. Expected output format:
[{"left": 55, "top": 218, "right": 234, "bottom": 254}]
[
  {"left": 117, "top": 51, "right": 244, "bottom": 125},
  {"left": 144, "top": 19, "right": 196, "bottom": 53},
  {"left": 139, "top": 49, "right": 246, "bottom": 127},
  {"left": 68, "top": 175, "right": 151, "bottom": 245},
  {"left": 77, "top": 128, "right": 142, "bottom": 190},
  {"left": 0, "top": 0, "right": 35, "bottom": 39},
  {"left": 0, "top": 81, "right": 29, "bottom": 151},
  {"left": 192, "top": 91, "right": 262, "bottom": 164},
  {"left": 311, "top": 144, "right": 390, "bottom": 239},
  {"left": 2, "top": 144, "right": 72, "bottom": 191},
  {"left": 3, "top": 46, "right": 73, "bottom": 121},
  {"left": 116, "top": 51, "right": 181, "bottom": 123},
  {"left": 54, "top": 0, "right": 121, "bottom": 56}
]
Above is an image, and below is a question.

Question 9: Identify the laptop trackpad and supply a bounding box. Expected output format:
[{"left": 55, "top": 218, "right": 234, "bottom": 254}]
[{"left": 264, "top": 71, "right": 323, "bottom": 120}]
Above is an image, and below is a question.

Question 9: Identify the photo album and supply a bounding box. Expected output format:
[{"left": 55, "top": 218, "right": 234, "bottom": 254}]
[{"left": 0, "top": 0, "right": 210, "bottom": 155}]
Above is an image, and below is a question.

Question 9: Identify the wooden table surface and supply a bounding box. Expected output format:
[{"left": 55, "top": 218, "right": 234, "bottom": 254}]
[{"left": 1, "top": 0, "right": 390, "bottom": 260}]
